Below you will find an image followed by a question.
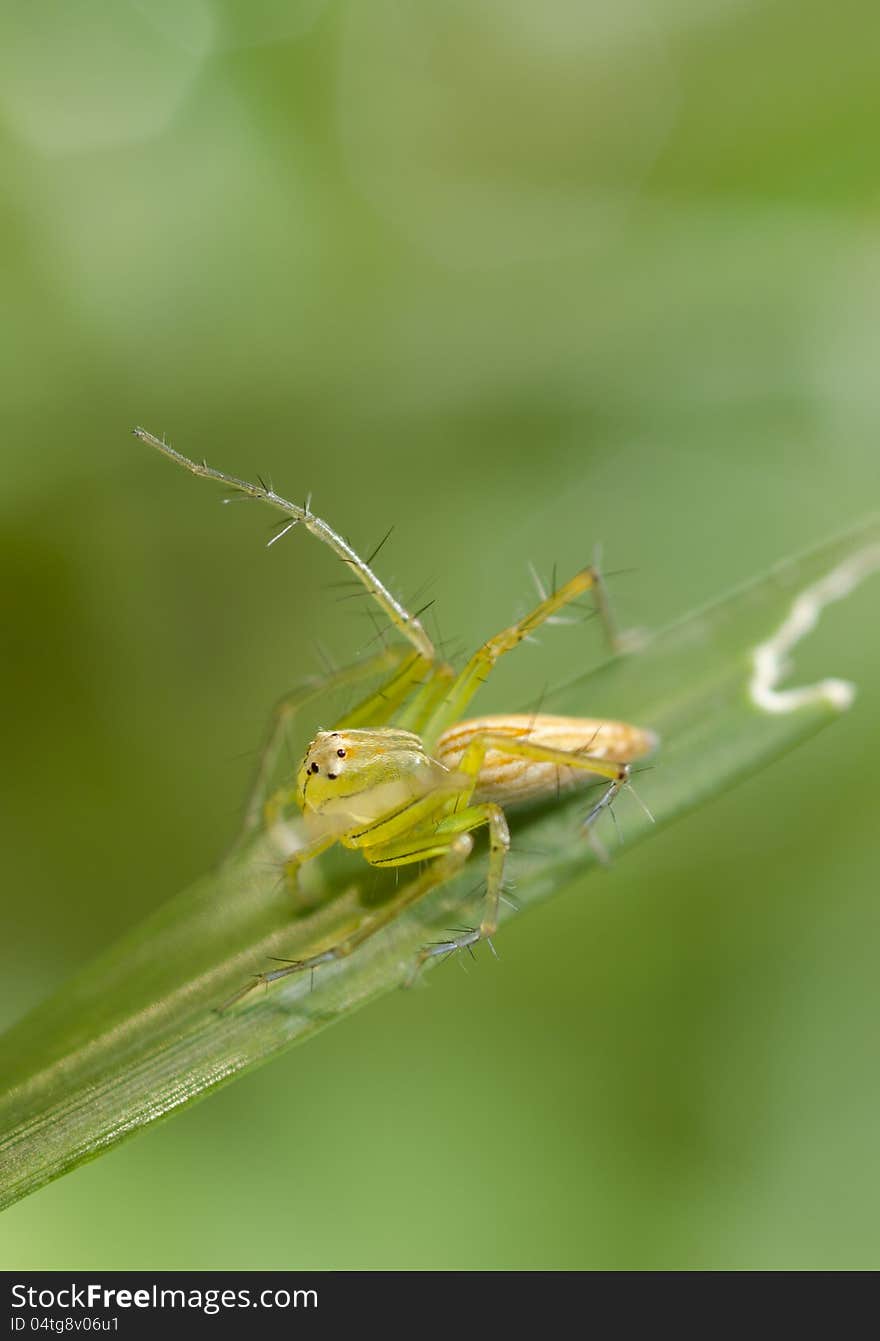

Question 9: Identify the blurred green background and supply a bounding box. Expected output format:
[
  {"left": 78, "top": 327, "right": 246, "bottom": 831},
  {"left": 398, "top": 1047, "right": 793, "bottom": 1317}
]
[{"left": 1, "top": 0, "right": 879, "bottom": 1269}]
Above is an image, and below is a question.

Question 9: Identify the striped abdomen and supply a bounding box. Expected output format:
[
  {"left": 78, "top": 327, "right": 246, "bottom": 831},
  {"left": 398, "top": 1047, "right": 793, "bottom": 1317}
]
[{"left": 435, "top": 713, "right": 658, "bottom": 806}]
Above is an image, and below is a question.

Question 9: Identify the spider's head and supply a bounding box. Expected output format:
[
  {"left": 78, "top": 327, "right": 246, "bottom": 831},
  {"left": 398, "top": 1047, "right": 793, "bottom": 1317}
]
[
  {"left": 296, "top": 727, "right": 441, "bottom": 828},
  {"left": 297, "top": 730, "right": 353, "bottom": 810}
]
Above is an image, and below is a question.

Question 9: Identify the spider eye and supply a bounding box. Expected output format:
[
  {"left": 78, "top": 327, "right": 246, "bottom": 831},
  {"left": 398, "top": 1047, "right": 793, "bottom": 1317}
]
[
  {"left": 309, "top": 762, "right": 319, "bottom": 774},
  {"left": 337, "top": 748, "right": 346, "bottom": 758},
  {"left": 327, "top": 772, "right": 337, "bottom": 780}
]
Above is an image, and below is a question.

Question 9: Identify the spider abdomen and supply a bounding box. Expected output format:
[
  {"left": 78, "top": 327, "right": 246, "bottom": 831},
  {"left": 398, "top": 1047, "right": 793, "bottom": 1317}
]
[{"left": 435, "top": 713, "right": 657, "bottom": 806}]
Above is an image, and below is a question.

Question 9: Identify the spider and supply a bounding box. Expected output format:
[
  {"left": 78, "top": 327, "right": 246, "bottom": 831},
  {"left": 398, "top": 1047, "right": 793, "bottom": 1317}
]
[{"left": 134, "top": 428, "right": 657, "bottom": 998}]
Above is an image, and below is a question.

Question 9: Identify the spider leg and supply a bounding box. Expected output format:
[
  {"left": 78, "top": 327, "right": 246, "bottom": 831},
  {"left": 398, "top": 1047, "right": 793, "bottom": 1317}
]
[
  {"left": 453, "top": 731, "right": 630, "bottom": 797},
  {"left": 410, "top": 802, "right": 510, "bottom": 972},
  {"left": 134, "top": 427, "right": 435, "bottom": 658},
  {"left": 422, "top": 566, "right": 613, "bottom": 746},
  {"left": 233, "top": 831, "right": 475, "bottom": 1000},
  {"left": 414, "top": 731, "right": 633, "bottom": 968}
]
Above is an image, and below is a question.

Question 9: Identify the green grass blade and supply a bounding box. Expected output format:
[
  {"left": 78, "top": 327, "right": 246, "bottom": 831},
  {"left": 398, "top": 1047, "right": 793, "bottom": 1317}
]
[{"left": 1, "top": 516, "right": 877, "bottom": 1211}]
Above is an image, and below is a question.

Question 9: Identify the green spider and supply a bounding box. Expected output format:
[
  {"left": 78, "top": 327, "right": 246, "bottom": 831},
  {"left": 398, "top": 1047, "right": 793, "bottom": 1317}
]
[{"left": 134, "top": 428, "right": 657, "bottom": 999}]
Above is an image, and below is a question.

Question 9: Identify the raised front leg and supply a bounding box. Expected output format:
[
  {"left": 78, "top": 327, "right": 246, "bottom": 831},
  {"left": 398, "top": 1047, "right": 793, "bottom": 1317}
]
[{"left": 134, "top": 427, "right": 435, "bottom": 661}]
